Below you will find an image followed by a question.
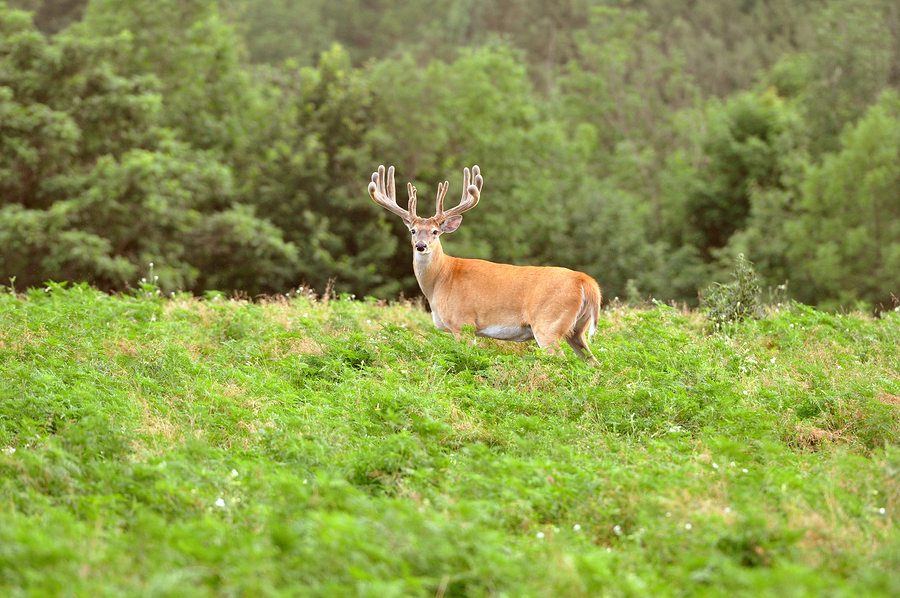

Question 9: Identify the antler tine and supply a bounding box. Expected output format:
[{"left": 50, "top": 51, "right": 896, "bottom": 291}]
[
  {"left": 460, "top": 167, "right": 470, "bottom": 204},
  {"left": 472, "top": 164, "right": 483, "bottom": 194},
  {"left": 434, "top": 181, "right": 449, "bottom": 215},
  {"left": 367, "top": 164, "right": 412, "bottom": 222},
  {"left": 388, "top": 165, "right": 397, "bottom": 205},
  {"left": 407, "top": 182, "right": 418, "bottom": 220},
  {"left": 439, "top": 165, "right": 482, "bottom": 219}
]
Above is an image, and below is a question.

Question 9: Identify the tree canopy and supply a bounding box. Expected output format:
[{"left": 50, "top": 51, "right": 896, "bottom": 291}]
[{"left": 2, "top": 0, "right": 898, "bottom": 309}]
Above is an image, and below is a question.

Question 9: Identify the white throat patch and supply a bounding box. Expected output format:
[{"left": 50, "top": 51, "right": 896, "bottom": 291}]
[{"left": 414, "top": 251, "right": 433, "bottom": 266}]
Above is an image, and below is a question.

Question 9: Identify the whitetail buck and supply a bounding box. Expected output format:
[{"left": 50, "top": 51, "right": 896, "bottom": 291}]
[{"left": 368, "top": 164, "right": 601, "bottom": 363}]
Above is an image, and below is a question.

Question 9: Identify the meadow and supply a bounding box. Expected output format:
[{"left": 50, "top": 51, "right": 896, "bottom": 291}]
[{"left": 0, "top": 285, "right": 897, "bottom": 596}]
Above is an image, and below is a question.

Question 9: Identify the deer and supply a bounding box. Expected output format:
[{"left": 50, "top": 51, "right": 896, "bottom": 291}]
[{"left": 367, "top": 164, "right": 601, "bottom": 364}]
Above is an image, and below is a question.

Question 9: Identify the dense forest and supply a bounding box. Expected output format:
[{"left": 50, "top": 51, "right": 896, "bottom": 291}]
[{"left": 2, "top": 0, "right": 898, "bottom": 309}]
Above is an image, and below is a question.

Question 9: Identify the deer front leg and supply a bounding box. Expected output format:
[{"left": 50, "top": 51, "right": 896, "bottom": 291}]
[
  {"left": 439, "top": 313, "right": 478, "bottom": 344},
  {"left": 431, "top": 311, "right": 473, "bottom": 344},
  {"left": 533, "top": 330, "right": 565, "bottom": 356},
  {"left": 431, "top": 310, "right": 451, "bottom": 332}
]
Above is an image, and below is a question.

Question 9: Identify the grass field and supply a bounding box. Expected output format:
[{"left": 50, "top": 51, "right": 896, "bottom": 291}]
[{"left": 1, "top": 284, "right": 897, "bottom": 597}]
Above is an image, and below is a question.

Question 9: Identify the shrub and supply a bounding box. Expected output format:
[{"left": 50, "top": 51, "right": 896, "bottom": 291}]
[{"left": 701, "top": 253, "right": 762, "bottom": 327}]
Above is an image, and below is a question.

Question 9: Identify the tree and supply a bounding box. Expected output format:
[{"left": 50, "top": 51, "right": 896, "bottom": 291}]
[
  {"left": 236, "top": 46, "right": 398, "bottom": 295},
  {"left": 0, "top": 203, "right": 134, "bottom": 289},
  {"left": 787, "top": 92, "right": 900, "bottom": 309},
  {"left": 800, "top": 0, "right": 897, "bottom": 153},
  {"left": 626, "top": 0, "right": 818, "bottom": 97},
  {"left": 219, "top": 0, "right": 334, "bottom": 66},
  {"left": 679, "top": 90, "right": 804, "bottom": 258},
  {"left": 0, "top": 3, "right": 297, "bottom": 294},
  {"left": 82, "top": 0, "right": 265, "bottom": 154},
  {"left": 0, "top": 6, "right": 160, "bottom": 209},
  {"left": 557, "top": 4, "right": 699, "bottom": 235}
]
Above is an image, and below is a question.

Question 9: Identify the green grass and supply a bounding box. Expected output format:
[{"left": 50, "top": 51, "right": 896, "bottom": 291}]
[{"left": 1, "top": 284, "right": 897, "bottom": 597}]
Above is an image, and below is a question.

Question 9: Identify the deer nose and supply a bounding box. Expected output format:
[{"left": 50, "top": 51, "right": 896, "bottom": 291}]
[{"left": 415, "top": 242, "right": 427, "bottom": 252}]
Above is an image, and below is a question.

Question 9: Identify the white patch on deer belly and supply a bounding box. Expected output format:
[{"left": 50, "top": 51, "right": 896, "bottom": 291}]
[{"left": 476, "top": 325, "right": 534, "bottom": 342}]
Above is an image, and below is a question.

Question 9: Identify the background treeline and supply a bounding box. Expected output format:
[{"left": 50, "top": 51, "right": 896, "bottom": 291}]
[{"left": 2, "top": 0, "right": 898, "bottom": 309}]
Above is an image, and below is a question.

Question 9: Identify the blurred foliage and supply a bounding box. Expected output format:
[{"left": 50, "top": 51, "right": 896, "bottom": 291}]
[
  {"left": 1, "top": 0, "right": 898, "bottom": 309},
  {"left": 787, "top": 91, "right": 900, "bottom": 311}
]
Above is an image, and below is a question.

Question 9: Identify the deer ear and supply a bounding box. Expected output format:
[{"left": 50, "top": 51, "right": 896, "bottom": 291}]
[{"left": 440, "top": 215, "right": 463, "bottom": 233}]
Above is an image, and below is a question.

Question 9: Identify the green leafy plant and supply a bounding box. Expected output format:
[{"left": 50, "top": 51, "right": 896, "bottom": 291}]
[{"left": 701, "top": 253, "right": 762, "bottom": 327}]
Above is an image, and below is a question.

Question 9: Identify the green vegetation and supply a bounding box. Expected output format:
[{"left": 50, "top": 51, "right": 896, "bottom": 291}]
[
  {"left": 1, "top": 286, "right": 897, "bottom": 595},
  {"left": 701, "top": 254, "right": 763, "bottom": 328},
  {"left": 2, "top": 0, "right": 899, "bottom": 308}
]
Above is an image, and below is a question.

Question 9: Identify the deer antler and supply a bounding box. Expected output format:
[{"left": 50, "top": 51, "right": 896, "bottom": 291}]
[
  {"left": 368, "top": 165, "right": 417, "bottom": 222},
  {"left": 436, "top": 165, "right": 482, "bottom": 220},
  {"left": 434, "top": 180, "right": 449, "bottom": 217},
  {"left": 407, "top": 182, "right": 418, "bottom": 220}
]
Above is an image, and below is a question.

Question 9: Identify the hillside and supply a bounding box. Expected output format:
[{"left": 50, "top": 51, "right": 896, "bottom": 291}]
[{"left": 1, "top": 285, "right": 897, "bottom": 596}]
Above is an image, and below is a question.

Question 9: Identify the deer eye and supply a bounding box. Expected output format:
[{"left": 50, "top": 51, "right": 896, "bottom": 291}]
[
  {"left": 410, "top": 229, "right": 416, "bottom": 235},
  {"left": 432, "top": 230, "right": 439, "bottom": 235}
]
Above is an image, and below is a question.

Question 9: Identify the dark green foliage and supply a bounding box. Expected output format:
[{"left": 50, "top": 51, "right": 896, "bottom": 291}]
[
  {"left": 82, "top": 0, "right": 261, "bottom": 153},
  {"left": 800, "top": 0, "right": 899, "bottom": 154},
  {"left": 701, "top": 254, "right": 762, "bottom": 327},
  {"left": 0, "top": 204, "right": 134, "bottom": 287},
  {"left": 787, "top": 91, "right": 900, "bottom": 310},
  {"left": 8, "top": 0, "right": 86, "bottom": 33},
  {"left": 190, "top": 205, "right": 300, "bottom": 294},
  {"left": 0, "top": 0, "right": 897, "bottom": 308},
  {"left": 681, "top": 91, "right": 804, "bottom": 256},
  {"left": 240, "top": 46, "right": 398, "bottom": 295},
  {"left": 0, "top": 3, "right": 294, "bottom": 294}
]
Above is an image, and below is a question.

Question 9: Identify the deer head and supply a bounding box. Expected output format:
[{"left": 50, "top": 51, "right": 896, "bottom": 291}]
[{"left": 368, "top": 164, "right": 483, "bottom": 254}]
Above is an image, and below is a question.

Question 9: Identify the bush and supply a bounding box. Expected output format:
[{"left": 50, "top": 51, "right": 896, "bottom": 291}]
[{"left": 701, "top": 253, "right": 762, "bottom": 327}]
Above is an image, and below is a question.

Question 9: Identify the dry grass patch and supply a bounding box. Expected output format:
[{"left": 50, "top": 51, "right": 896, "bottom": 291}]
[
  {"left": 264, "top": 335, "right": 325, "bottom": 357},
  {"left": 444, "top": 403, "right": 500, "bottom": 446},
  {"left": 789, "top": 497, "right": 893, "bottom": 568},
  {"left": 220, "top": 381, "right": 246, "bottom": 400},
  {"left": 260, "top": 295, "right": 319, "bottom": 329},
  {"left": 875, "top": 393, "right": 900, "bottom": 407},
  {"left": 599, "top": 305, "right": 633, "bottom": 333},
  {"left": 485, "top": 362, "right": 558, "bottom": 393},
  {"left": 169, "top": 338, "right": 204, "bottom": 361},
  {"left": 660, "top": 479, "right": 736, "bottom": 525},
  {"left": 374, "top": 300, "right": 432, "bottom": 329},
  {"left": 0, "top": 327, "right": 40, "bottom": 352},
  {"left": 162, "top": 297, "right": 213, "bottom": 322},
  {"left": 103, "top": 338, "right": 139, "bottom": 358},
  {"left": 131, "top": 391, "right": 181, "bottom": 456},
  {"left": 790, "top": 424, "right": 845, "bottom": 450}
]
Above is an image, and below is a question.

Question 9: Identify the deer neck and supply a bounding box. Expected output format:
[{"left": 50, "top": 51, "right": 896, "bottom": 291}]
[{"left": 413, "top": 241, "right": 450, "bottom": 301}]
